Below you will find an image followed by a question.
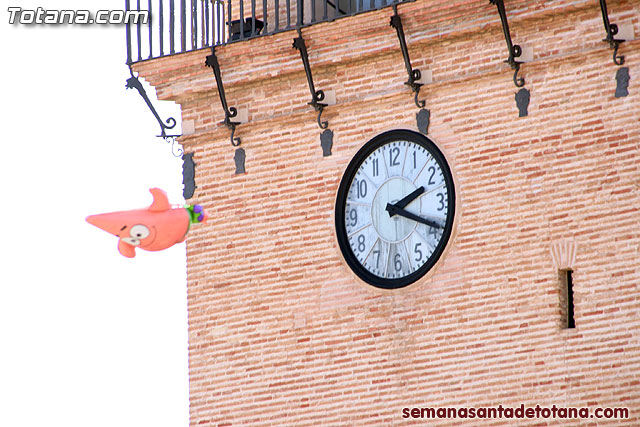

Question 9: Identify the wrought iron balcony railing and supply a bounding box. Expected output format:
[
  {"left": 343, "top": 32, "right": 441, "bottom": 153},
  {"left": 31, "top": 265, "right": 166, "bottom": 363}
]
[{"left": 125, "top": 0, "right": 410, "bottom": 64}]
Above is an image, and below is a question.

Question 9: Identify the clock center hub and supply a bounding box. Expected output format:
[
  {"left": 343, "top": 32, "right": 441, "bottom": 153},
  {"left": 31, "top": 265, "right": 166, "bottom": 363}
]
[{"left": 371, "top": 177, "right": 418, "bottom": 243}]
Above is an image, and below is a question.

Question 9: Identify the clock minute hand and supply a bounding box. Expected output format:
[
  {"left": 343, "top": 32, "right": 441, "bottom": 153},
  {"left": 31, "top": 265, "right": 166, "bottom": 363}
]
[
  {"left": 385, "top": 204, "right": 443, "bottom": 229},
  {"left": 389, "top": 186, "right": 425, "bottom": 214}
]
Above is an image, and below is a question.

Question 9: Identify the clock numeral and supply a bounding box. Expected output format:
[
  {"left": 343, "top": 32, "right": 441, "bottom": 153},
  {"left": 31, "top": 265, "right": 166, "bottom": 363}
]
[
  {"left": 394, "top": 253, "right": 402, "bottom": 272},
  {"left": 437, "top": 193, "right": 445, "bottom": 211},
  {"left": 389, "top": 147, "right": 400, "bottom": 167},
  {"left": 426, "top": 225, "right": 443, "bottom": 246},
  {"left": 412, "top": 151, "right": 417, "bottom": 169},
  {"left": 356, "top": 179, "right": 367, "bottom": 199},
  {"left": 373, "top": 250, "right": 380, "bottom": 268},
  {"left": 427, "top": 166, "right": 436, "bottom": 185},
  {"left": 357, "top": 234, "right": 366, "bottom": 252},
  {"left": 414, "top": 243, "right": 423, "bottom": 263},
  {"left": 349, "top": 209, "right": 358, "bottom": 227},
  {"left": 372, "top": 158, "right": 379, "bottom": 177}
]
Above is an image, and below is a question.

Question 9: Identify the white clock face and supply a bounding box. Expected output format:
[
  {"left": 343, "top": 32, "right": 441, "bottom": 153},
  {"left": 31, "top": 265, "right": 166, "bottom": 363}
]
[{"left": 336, "top": 131, "right": 455, "bottom": 289}]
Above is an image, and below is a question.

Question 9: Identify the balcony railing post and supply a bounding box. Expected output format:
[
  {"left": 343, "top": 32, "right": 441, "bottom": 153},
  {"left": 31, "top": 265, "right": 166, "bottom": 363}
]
[
  {"left": 159, "top": 0, "right": 164, "bottom": 55},
  {"left": 296, "top": 0, "right": 303, "bottom": 27},
  {"left": 263, "top": 0, "right": 268, "bottom": 34},
  {"left": 228, "top": 0, "right": 232, "bottom": 41},
  {"left": 251, "top": 0, "right": 256, "bottom": 35},
  {"left": 148, "top": 0, "right": 153, "bottom": 59},
  {"left": 286, "top": 0, "right": 291, "bottom": 28},
  {"left": 192, "top": 0, "right": 197, "bottom": 49},
  {"left": 218, "top": 0, "right": 224, "bottom": 44},
  {"left": 125, "top": 0, "right": 132, "bottom": 64},
  {"left": 170, "top": 0, "right": 176, "bottom": 53},
  {"left": 240, "top": 0, "right": 245, "bottom": 39},
  {"left": 205, "top": 0, "right": 210, "bottom": 45},
  {"left": 136, "top": 0, "right": 142, "bottom": 61},
  {"left": 181, "top": 0, "right": 187, "bottom": 52}
]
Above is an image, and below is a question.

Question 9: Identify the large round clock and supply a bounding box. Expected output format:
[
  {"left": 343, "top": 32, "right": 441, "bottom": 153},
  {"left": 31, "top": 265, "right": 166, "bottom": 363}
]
[{"left": 335, "top": 130, "right": 456, "bottom": 289}]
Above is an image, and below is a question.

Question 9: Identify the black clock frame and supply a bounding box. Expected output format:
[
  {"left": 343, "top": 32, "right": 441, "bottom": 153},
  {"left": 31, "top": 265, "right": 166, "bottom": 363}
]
[{"left": 335, "top": 129, "right": 456, "bottom": 290}]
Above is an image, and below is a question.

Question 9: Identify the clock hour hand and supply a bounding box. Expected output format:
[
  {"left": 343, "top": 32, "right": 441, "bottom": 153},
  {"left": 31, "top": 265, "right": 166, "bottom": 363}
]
[
  {"left": 385, "top": 203, "right": 443, "bottom": 229},
  {"left": 390, "top": 186, "right": 425, "bottom": 212}
]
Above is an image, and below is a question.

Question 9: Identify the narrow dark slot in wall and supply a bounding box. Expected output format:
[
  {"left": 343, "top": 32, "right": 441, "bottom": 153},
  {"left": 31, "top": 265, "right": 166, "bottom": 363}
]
[{"left": 560, "top": 269, "right": 575, "bottom": 329}]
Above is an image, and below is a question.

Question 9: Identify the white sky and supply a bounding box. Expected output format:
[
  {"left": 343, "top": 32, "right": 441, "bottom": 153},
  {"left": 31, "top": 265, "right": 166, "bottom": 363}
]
[{"left": 1, "top": 2, "right": 190, "bottom": 426}]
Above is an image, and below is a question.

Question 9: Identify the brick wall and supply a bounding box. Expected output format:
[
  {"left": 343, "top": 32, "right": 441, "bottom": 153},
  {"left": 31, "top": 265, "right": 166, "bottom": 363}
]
[{"left": 134, "top": 0, "right": 640, "bottom": 425}]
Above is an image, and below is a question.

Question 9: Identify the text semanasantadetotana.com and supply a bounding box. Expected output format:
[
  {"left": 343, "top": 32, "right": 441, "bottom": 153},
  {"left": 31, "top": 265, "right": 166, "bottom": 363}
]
[{"left": 402, "top": 404, "right": 629, "bottom": 419}]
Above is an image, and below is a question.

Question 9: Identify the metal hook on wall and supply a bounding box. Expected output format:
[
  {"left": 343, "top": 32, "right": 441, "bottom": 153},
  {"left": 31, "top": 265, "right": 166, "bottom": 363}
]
[
  {"left": 313, "top": 90, "right": 329, "bottom": 129},
  {"left": 317, "top": 109, "right": 328, "bottom": 130},
  {"left": 598, "top": 0, "right": 631, "bottom": 66},
  {"left": 412, "top": 73, "right": 426, "bottom": 108},
  {"left": 512, "top": 61, "right": 525, "bottom": 88},
  {"left": 228, "top": 115, "right": 241, "bottom": 147},
  {"left": 611, "top": 41, "right": 624, "bottom": 66},
  {"left": 165, "top": 135, "right": 184, "bottom": 157}
]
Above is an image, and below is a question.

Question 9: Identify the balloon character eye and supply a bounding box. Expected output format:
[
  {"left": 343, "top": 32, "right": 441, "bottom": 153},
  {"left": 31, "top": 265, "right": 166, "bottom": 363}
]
[{"left": 130, "top": 224, "right": 150, "bottom": 239}]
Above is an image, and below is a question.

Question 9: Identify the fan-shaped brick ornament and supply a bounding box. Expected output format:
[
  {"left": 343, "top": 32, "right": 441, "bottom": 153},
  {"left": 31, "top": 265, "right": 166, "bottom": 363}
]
[{"left": 550, "top": 240, "right": 577, "bottom": 270}]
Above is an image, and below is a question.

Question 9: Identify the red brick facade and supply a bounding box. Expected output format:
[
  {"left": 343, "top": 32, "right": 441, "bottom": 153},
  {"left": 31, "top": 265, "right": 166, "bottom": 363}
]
[{"left": 134, "top": 0, "right": 639, "bottom": 425}]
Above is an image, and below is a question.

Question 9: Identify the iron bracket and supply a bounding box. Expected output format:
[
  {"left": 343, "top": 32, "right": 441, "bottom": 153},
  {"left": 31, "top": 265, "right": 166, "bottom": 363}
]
[
  {"left": 293, "top": 29, "right": 330, "bottom": 129},
  {"left": 390, "top": 5, "right": 425, "bottom": 108},
  {"left": 490, "top": 0, "right": 525, "bottom": 87},
  {"left": 599, "top": 0, "right": 626, "bottom": 65},
  {"left": 205, "top": 47, "right": 243, "bottom": 146},
  {"left": 125, "top": 68, "right": 183, "bottom": 157}
]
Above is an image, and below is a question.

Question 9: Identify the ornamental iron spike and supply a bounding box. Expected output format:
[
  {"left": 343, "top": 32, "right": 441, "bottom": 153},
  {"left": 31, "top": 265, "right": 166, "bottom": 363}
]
[
  {"left": 390, "top": 4, "right": 425, "bottom": 108},
  {"left": 205, "top": 46, "right": 243, "bottom": 146},
  {"left": 125, "top": 67, "right": 183, "bottom": 157},
  {"left": 293, "top": 28, "right": 331, "bottom": 129}
]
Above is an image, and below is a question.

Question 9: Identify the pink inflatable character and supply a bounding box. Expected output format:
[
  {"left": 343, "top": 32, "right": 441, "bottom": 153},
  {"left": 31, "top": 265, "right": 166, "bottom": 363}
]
[{"left": 86, "top": 188, "right": 207, "bottom": 258}]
